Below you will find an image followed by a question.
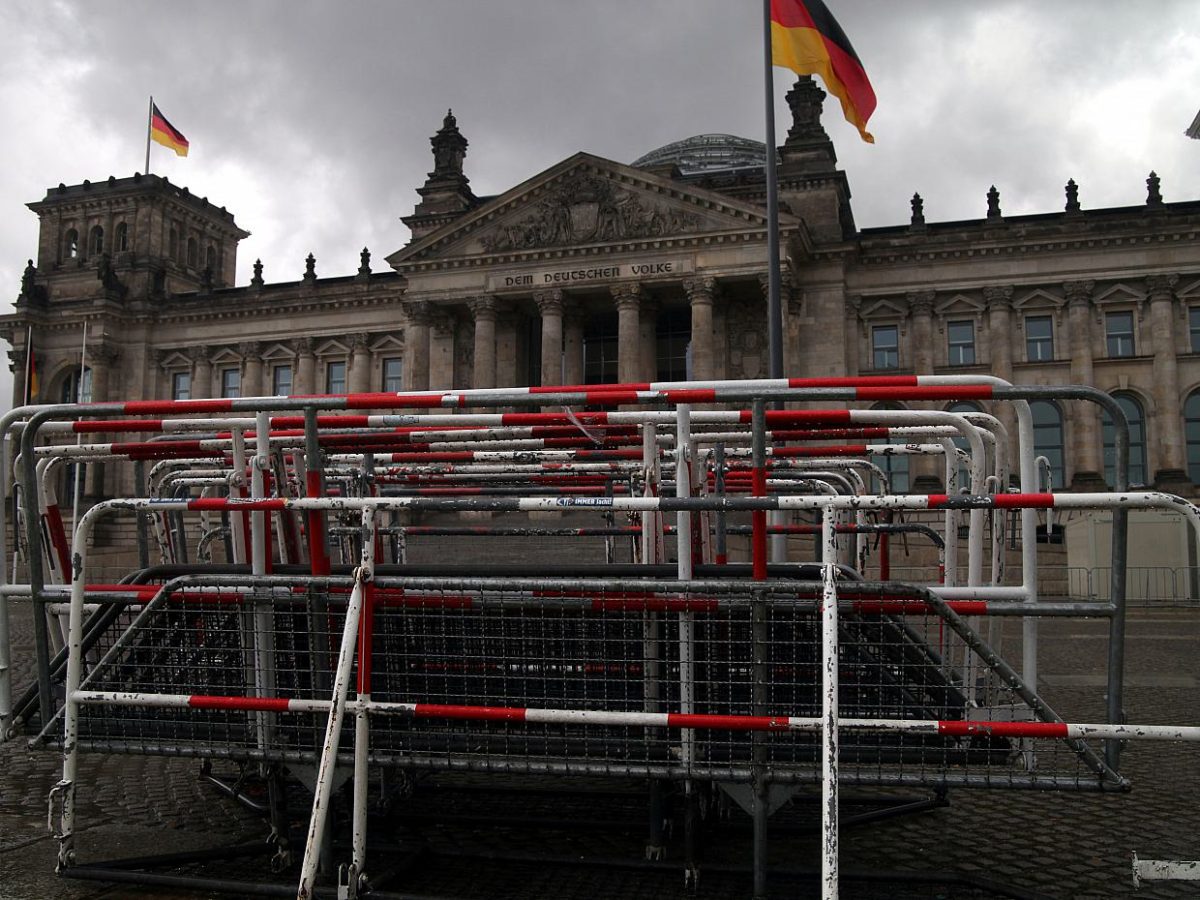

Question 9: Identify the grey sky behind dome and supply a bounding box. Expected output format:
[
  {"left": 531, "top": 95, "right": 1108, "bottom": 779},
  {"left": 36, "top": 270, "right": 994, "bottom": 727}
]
[{"left": 1, "top": 0, "right": 1198, "bottom": 407}]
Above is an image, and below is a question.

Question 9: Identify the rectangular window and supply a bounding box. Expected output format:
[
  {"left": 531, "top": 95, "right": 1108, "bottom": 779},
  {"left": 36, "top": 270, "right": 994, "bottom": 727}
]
[
  {"left": 326, "top": 360, "right": 347, "bottom": 394},
  {"left": 172, "top": 371, "right": 191, "bottom": 401},
  {"left": 1105, "top": 311, "right": 1135, "bottom": 357},
  {"left": 272, "top": 364, "right": 293, "bottom": 396},
  {"left": 221, "top": 368, "right": 241, "bottom": 399},
  {"left": 382, "top": 357, "right": 403, "bottom": 392},
  {"left": 1190, "top": 307, "right": 1200, "bottom": 353},
  {"left": 656, "top": 308, "right": 691, "bottom": 382},
  {"left": 583, "top": 316, "right": 619, "bottom": 385},
  {"left": 871, "top": 325, "right": 899, "bottom": 370},
  {"left": 947, "top": 320, "right": 976, "bottom": 366},
  {"left": 1025, "top": 315, "right": 1053, "bottom": 362}
]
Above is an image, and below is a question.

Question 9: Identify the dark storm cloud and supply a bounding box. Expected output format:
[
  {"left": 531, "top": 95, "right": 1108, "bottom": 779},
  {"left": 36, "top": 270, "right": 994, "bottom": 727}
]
[{"left": 1, "top": 0, "right": 1197, "bottom": 352}]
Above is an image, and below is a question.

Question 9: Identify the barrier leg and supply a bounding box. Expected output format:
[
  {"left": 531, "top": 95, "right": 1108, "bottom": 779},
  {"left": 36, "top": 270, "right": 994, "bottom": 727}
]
[
  {"left": 297, "top": 507, "right": 375, "bottom": 900},
  {"left": 820, "top": 506, "right": 839, "bottom": 900}
]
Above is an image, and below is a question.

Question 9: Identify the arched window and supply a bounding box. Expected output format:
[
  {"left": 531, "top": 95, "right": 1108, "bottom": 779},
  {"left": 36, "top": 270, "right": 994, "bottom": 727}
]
[
  {"left": 169, "top": 228, "right": 178, "bottom": 260},
  {"left": 1030, "top": 401, "right": 1065, "bottom": 489},
  {"left": 1102, "top": 392, "right": 1147, "bottom": 487},
  {"left": 64, "top": 229, "right": 79, "bottom": 259},
  {"left": 89, "top": 225, "right": 104, "bottom": 256},
  {"left": 946, "top": 400, "right": 983, "bottom": 491},
  {"left": 1186, "top": 391, "right": 1200, "bottom": 484},
  {"left": 870, "top": 402, "right": 909, "bottom": 493},
  {"left": 59, "top": 367, "right": 93, "bottom": 404},
  {"left": 115, "top": 222, "right": 128, "bottom": 252},
  {"left": 186, "top": 237, "right": 198, "bottom": 268},
  {"left": 205, "top": 245, "right": 216, "bottom": 274}
]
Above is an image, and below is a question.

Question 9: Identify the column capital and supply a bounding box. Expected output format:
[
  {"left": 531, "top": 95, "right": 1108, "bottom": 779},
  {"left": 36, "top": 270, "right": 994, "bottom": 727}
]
[
  {"left": 238, "top": 341, "right": 262, "bottom": 358},
  {"left": 350, "top": 332, "right": 371, "bottom": 351},
  {"left": 981, "top": 285, "right": 1014, "bottom": 309},
  {"left": 1146, "top": 273, "right": 1179, "bottom": 303},
  {"left": 468, "top": 295, "right": 499, "bottom": 320},
  {"left": 907, "top": 290, "right": 936, "bottom": 316},
  {"left": 430, "top": 309, "right": 456, "bottom": 338},
  {"left": 682, "top": 276, "right": 717, "bottom": 305},
  {"left": 533, "top": 289, "right": 564, "bottom": 315},
  {"left": 292, "top": 336, "right": 316, "bottom": 356},
  {"left": 611, "top": 282, "right": 642, "bottom": 311},
  {"left": 187, "top": 345, "right": 211, "bottom": 364},
  {"left": 1064, "top": 280, "right": 1095, "bottom": 308},
  {"left": 405, "top": 299, "right": 434, "bottom": 326}
]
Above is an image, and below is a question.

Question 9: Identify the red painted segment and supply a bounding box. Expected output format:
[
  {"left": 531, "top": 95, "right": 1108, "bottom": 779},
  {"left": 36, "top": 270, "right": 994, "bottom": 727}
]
[
  {"left": 188, "top": 694, "right": 295, "bottom": 712},
  {"left": 938, "top": 720, "right": 1069, "bottom": 739},
  {"left": 44, "top": 504, "right": 72, "bottom": 579},
  {"left": 187, "top": 498, "right": 286, "bottom": 511}
]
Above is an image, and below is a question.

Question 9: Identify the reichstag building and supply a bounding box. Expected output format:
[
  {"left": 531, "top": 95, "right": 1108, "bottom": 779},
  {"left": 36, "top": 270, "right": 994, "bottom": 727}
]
[{"left": 5, "top": 77, "right": 1200, "bottom": 498}]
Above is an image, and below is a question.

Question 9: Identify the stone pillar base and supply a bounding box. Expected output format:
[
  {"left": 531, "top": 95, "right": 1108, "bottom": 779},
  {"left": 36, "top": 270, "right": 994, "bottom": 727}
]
[
  {"left": 1069, "top": 471, "right": 1108, "bottom": 492},
  {"left": 1152, "top": 468, "right": 1194, "bottom": 493},
  {"left": 911, "top": 474, "right": 944, "bottom": 494}
]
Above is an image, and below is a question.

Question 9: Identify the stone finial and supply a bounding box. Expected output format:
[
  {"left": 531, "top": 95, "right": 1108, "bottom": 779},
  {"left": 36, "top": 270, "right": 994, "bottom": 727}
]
[
  {"left": 785, "top": 76, "right": 828, "bottom": 142},
  {"left": 1146, "top": 171, "right": 1163, "bottom": 207},
  {"left": 1064, "top": 179, "right": 1081, "bottom": 214},
  {"left": 986, "top": 185, "right": 1002, "bottom": 220},
  {"left": 357, "top": 247, "right": 372, "bottom": 278},
  {"left": 251, "top": 258, "right": 264, "bottom": 289},
  {"left": 432, "top": 108, "right": 468, "bottom": 177},
  {"left": 304, "top": 253, "right": 317, "bottom": 282},
  {"left": 909, "top": 193, "right": 926, "bottom": 230}
]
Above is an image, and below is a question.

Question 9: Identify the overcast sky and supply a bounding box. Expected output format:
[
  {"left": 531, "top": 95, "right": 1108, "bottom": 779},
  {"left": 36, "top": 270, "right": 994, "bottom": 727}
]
[{"left": 1, "top": 0, "right": 1198, "bottom": 405}]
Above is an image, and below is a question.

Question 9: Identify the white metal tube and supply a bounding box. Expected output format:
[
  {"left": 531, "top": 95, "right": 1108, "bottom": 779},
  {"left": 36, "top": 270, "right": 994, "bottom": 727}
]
[{"left": 820, "top": 505, "right": 839, "bottom": 900}]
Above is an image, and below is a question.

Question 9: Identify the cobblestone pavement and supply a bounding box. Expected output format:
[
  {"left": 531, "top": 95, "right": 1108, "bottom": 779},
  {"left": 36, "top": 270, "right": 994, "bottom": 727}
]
[{"left": 3, "top": 599, "right": 1199, "bottom": 898}]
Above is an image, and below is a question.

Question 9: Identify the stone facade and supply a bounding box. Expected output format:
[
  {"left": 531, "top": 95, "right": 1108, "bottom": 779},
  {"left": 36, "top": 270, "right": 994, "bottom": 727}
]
[{"left": 5, "top": 79, "right": 1200, "bottom": 499}]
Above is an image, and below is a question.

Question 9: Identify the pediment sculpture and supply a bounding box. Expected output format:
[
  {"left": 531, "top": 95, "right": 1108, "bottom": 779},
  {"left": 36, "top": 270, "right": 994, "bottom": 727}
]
[{"left": 480, "top": 173, "right": 702, "bottom": 252}]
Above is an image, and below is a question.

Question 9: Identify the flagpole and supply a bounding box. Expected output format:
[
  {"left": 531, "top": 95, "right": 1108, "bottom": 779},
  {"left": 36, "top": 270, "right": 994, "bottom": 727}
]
[
  {"left": 762, "top": 0, "right": 783, "bottom": 382},
  {"left": 145, "top": 96, "right": 154, "bottom": 175}
]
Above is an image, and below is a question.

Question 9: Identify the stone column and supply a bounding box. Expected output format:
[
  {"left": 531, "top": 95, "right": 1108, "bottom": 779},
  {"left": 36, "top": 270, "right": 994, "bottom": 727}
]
[
  {"left": 984, "top": 286, "right": 1018, "bottom": 479},
  {"left": 1147, "top": 274, "right": 1188, "bottom": 484},
  {"left": 563, "top": 299, "right": 585, "bottom": 386},
  {"left": 428, "top": 309, "right": 456, "bottom": 390},
  {"left": 684, "top": 277, "right": 716, "bottom": 382},
  {"left": 190, "top": 347, "right": 213, "bottom": 399},
  {"left": 348, "top": 332, "right": 371, "bottom": 394},
  {"left": 405, "top": 301, "right": 431, "bottom": 391},
  {"left": 908, "top": 291, "right": 942, "bottom": 491},
  {"left": 534, "top": 290, "right": 564, "bottom": 386},
  {"left": 1065, "top": 281, "right": 1104, "bottom": 487},
  {"left": 294, "top": 337, "right": 316, "bottom": 395},
  {"left": 240, "top": 341, "right": 263, "bottom": 397},
  {"left": 88, "top": 345, "right": 120, "bottom": 496},
  {"left": 639, "top": 297, "right": 660, "bottom": 382},
  {"left": 612, "top": 283, "right": 643, "bottom": 385},
  {"left": 469, "top": 296, "right": 498, "bottom": 389}
]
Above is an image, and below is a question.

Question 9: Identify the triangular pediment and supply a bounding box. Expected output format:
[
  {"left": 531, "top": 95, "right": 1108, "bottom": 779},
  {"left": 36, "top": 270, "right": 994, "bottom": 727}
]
[
  {"left": 1093, "top": 283, "right": 1143, "bottom": 306},
  {"left": 1012, "top": 288, "right": 1063, "bottom": 311},
  {"left": 387, "top": 152, "right": 797, "bottom": 268}
]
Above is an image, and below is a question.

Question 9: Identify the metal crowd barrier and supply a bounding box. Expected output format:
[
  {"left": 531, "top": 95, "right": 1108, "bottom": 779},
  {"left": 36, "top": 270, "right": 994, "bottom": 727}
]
[{"left": 3, "top": 374, "right": 1197, "bottom": 898}]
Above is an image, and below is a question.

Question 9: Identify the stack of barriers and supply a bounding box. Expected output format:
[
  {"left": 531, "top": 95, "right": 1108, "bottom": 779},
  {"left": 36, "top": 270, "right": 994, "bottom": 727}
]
[{"left": 2, "top": 375, "right": 1200, "bottom": 898}]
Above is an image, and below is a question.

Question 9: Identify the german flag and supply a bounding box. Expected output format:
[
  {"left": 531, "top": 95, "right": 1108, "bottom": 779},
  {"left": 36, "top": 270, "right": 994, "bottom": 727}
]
[
  {"left": 770, "top": 0, "right": 876, "bottom": 143},
  {"left": 150, "top": 104, "right": 189, "bottom": 157}
]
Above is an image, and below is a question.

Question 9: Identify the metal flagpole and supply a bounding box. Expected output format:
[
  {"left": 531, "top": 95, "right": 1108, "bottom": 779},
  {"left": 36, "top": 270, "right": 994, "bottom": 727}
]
[
  {"left": 761, "top": 0, "right": 784, "bottom": 381},
  {"left": 762, "top": 0, "right": 789, "bottom": 567},
  {"left": 145, "top": 96, "right": 154, "bottom": 175}
]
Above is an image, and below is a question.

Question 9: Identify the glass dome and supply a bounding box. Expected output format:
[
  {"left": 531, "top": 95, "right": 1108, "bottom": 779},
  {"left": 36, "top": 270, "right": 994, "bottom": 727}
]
[{"left": 632, "top": 134, "right": 767, "bottom": 175}]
